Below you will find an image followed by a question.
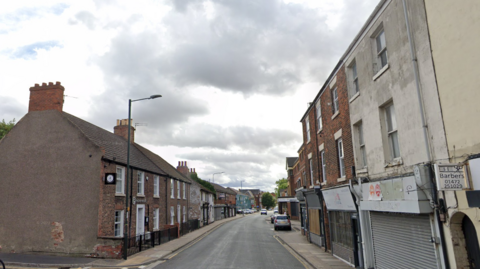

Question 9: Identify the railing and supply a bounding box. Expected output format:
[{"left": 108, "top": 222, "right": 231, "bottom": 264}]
[
  {"left": 125, "top": 226, "right": 178, "bottom": 257},
  {"left": 180, "top": 219, "right": 200, "bottom": 236}
]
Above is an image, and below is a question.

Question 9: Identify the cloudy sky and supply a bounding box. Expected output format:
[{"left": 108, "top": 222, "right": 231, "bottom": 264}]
[{"left": 0, "top": 0, "right": 379, "bottom": 192}]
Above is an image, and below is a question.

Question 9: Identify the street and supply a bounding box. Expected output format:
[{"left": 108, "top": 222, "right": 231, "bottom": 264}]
[{"left": 153, "top": 213, "right": 306, "bottom": 269}]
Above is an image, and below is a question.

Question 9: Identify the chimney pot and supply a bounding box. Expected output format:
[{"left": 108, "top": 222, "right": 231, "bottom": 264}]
[
  {"left": 56, "top": 81, "right": 61, "bottom": 85},
  {"left": 42, "top": 83, "right": 47, "bottom": 86},
  {"left": 48, "top": 82, "right": 53, "bottom": 85},
  {"left": 34, "top": 83, "right": 39, "bottom": 87}
]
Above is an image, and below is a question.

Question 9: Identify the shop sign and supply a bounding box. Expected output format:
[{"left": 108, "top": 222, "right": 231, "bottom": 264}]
[
  {"left": 322, "top": 186, "right": 356, "bottom": 211},
  {"left": 434, "top": 164, "right": 470, "bottom": 191},
  {"left": 368, "top": 183, "right": 382, "bottom": 200}
]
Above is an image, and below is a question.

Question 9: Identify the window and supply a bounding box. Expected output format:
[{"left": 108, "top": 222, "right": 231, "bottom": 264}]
[
  {"left": 316, "top": 100, "right": 322, "bottom": 130},
  {"left": 183, "top": 182, "right": 186, "bottom": 199},
  {"left": 116, "top": 166, "right": 125, "bottom": 194},
  {"left": 153, "top": 208, "right": 159, "bottom": 230},
  {"left": 114, "top": 210, "right": 123, "bottom": 237},
  {"left": 177, "top": 181, "right": 181, "bottom": 199},
  {"left": 376, "top": 29, "right": 388, "bottom": 70},
  {"left": 385, "top": 103, "right": 400, "bottom": 159},
  {"left": 177, "top": 205, "right": 181, "bottom": 224},
  {"left": 183, "top": 206, "right": 186, "bottom": 223},
  {"left": 321, "top": 151, "right": 326, "bottom": 183},
  {"left": 337, "top": 138, "right": 345, "bottom": 178},
  {"left": 170, "top": 206, "right": 175, "bottom": 225},
  {"left": 137, "top": 171, "right": 144, "bottom": 195},
  {"left": 351, "top": 61, "right": 359, "bottom": 95},
  {"left": 332, "top": 88, "right": 339, "bottom": 114},
  {"left": 309, "top": 158, "right": 314, "bottom": 186},
  {"left": 154, "top": 175, "right": 159, "bottom": 197},
  {"left": 356, "top": 122, "right": 367, "bottom": 168},
  {"left": 305, "top": 116, "right": 311, "bottom": 143},
  {"left": 171, "top": 179, "right": 174, "bottom": 198}
]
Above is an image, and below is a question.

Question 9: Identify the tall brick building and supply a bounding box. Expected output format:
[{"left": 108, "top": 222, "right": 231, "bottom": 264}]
[{"left": 0, "top": 82, "right": 191, "bottom": 258}]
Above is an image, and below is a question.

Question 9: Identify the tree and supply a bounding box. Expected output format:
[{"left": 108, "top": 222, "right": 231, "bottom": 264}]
[
  {"left": 0, "top": 119, "right": 15, "bottom": 140},
  {"left": 261, "top": 192, "right": 276, "bottom": 209},
  {"left": 275, "top": 178, "right": 288, "bottom": 197},
  {"left": 190, "top": 173, "right": 217, "bottom": 198}
]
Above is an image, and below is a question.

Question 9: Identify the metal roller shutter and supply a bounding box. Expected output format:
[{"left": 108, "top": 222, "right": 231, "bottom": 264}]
[{"left": 370, "top": 212, "right": 437, "bottom": 269}]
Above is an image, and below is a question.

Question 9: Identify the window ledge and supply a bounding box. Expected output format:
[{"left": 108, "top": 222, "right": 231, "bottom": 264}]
[
  {"left": 356, "top": 168, "right": 368, "bottom": 174},
  {"left": 153, "top": 195, "right": 160, "bottom": 199},
  {"left": 384, "top": 157, "right": 403, "bottom": 168},
  {"left": 115, "top": 193, "right": 126, "bottom": 197},
  {"left": 317, "top": 127, "right": 323, "bottom": 134},
  {"left": 337, "top": 177, "right": 346, "bottom": 182},
  {"left": 349, "top": 92, "right": 360, "bottom": 103},
  {"left": 136, "top": 195, "right": 145, "bottom": 198},
  {"left": 321, "top": 182, "right": 327, "bottom": 186},
  {"left": 331, "top": 111, "right": 340, "bottom": 120},
  {"left": 373, "top": 63, "right": 389, "bottom": 81}
]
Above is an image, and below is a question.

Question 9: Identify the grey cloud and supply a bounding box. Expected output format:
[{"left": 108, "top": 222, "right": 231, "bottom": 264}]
[
  {"left": 0, "top": 96, "right": 26, "bottom": 121},
  {"left": 72, "top": 11, "right": 97, "bottom": 30}
]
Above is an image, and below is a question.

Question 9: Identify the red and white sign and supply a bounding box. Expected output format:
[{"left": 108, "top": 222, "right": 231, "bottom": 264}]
[{"left": 368, "top": 183, "right": 382, "bottom": 200}]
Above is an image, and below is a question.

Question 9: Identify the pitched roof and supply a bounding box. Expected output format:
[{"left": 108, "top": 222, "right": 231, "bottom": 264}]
[
  {"left": 63, "top": 112, "right": 164, "bottom": 174},
  {"left": 211, "top": 183, "right": 237, "bottom": 195},
  {"left": 286, "top": 157, "right": 297, "bottom": 169}
]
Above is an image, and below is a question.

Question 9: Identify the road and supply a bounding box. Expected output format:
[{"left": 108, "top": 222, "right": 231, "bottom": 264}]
[{"left": 153, "top": 212, "right": 306, "bottom": 269}]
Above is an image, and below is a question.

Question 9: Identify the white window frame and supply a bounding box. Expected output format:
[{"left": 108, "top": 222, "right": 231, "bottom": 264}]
[
  {"left": 337, "top": 138, "right": 345, "bottom": 178},
  {"left": 154, "top": 175, "right": 159, "bottom": 197},
  {"left": 306, "top": 115, "right": 311, "bottom": 143},
  {"left": 309, "top": 158, "right": 314, "bottom": 186},
  {"left": 170, "top": 206, "right": 175, "bottom": 225},
  {"left": 376, "top": 29, "right": 388, "bottom": 69},
  {"left": 116, "top": 166, "right": 125, "bottom": 195},
  {"left": 352, "top": 61, "right": 359, "bottom": 95},
  {"left": 137, "top": 171, "right": 144, "bottom": 196},
  {"left": 321, "top": 150, "right": 326, "bottom": 183},
  {"left": 385, "top": 103, "right": 400, "bottom": 159},
  {"left": 177, "top": 205, "right": 181, "bottom": 224},
  {"left": 316, "top": 100, "right": 322, "bottom": 131},
  {"left": 153, "top": 208, "right": 159, "bottom": 230},
  {"left": 171, "top": 179, "right": 174, "bottom": 198},
  {"left": 332, "top": 87, "right": 339, "bottom": 114},
  {"left": 357, "top": 122, "right": 367, "bottom": 168},
  {"left": 177, "top": 181, "right": 181, "bottom": 199},
  {"left": 183, "top": 206, "right": 186, "bottom": 223},
  {"left": 114, "top": 210, "right": 123, "bottom": 237},
  {"left": 183, "top": 182, "right": 186, "bottom": 199}
]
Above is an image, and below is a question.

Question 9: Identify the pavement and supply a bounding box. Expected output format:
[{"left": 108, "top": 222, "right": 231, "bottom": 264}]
[{"left": 0, "top": 213, "right": 352, "bottom": 269}]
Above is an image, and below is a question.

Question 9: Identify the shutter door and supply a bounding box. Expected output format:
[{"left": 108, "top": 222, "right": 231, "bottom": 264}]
[{"left": 370, "top": 212, "right": 437, "bottom": 269}]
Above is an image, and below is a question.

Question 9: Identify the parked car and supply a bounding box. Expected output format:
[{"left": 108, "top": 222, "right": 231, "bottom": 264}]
[
  {"left": 273, "top": 209, "right": 278, "bottom": 214},
  {"left": 237, "top": 209, "right": 243, "bottom": 214},
  {"left": 245, "top": 209, "right": 252, "bottom": 214},
  {"left": 274, "top": 215, "right": 291, "bottom": 230},
  {"left": 271, "top": 214, "right": 278, "bottom": 223},
  {"left": 261, "top": 209, "right": 267, "bottom": 215}
]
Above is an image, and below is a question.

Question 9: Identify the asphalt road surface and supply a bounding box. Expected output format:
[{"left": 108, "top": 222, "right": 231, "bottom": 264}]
[{"left": 153, "top": 212, "right": 305, "bottom": 269}]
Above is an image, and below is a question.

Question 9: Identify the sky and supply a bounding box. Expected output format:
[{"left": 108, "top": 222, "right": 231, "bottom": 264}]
[{"left": 0, "top": 0, "right": 379, "bottom": 192}]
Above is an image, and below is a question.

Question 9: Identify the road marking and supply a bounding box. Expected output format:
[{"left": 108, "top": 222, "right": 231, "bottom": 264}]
[{"left": 273, "top": 235, "right": 312, "bottom": 269}]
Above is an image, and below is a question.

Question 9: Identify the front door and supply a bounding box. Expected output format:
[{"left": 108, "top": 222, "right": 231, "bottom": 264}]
[
  {"left": 463, "top": 216, "right": 480, "bottom": 268},
  {"left": 136, "top": 204, "right": 145, "bottom": 235}
]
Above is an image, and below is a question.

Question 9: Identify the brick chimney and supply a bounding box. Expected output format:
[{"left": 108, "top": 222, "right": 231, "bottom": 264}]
[
  {"left": 114, "top": 119, "right": 135, "bottom": 143},
  {"left": 29, "top": 82, "right": 65, "bottom": 112},
  {"left": 176, "top": 161, "right": 190, "bottom": 177}
]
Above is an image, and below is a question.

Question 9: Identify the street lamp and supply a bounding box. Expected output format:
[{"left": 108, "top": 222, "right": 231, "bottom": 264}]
[
  {"left": 212, "top": 172, "right": 224, "bottom": 183},
  {"left": 123, "top": 94, "right": 161, "bottom": 260}
]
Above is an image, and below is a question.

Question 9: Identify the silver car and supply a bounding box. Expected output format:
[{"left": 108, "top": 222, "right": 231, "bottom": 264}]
[{"left": 274, "top": 215, "right": 291, "bottom": 230}]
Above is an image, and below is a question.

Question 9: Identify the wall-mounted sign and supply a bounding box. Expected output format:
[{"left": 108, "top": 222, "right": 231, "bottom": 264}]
[
  {"left": 322, "top": 186, "right": 356, "bottom": 211},
  {"left": 434, "top": 164, "right": 470, "bottom": 191},
  {"left": 105, "top": 173, "right": 116, "bottom": 185},
  {"left": 368, "top": 183, "right": 382, "bottom": 200}
]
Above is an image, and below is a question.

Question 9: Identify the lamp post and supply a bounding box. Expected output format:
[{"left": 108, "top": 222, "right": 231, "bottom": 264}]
[
  {"left": 212, "top": 172, "right": 224, "bottom": 183},
  {"left": 123, "top": 95, "right": 162, "bottom": 260}
]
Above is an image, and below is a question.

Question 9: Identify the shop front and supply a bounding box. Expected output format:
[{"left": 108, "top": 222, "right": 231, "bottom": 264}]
[
  {"left": 277, "top": 197, "right": 300, "bottom": 220},
  {"left": 295, "top": 187, "right": 307, "bottom": 236},
  {"left": 322, "top": 185, "right": 359, "bottom": 267},
  {"left": 358, "top": 175, "right": 441, "bottom": 269},
  {"left": 304, "top": 187, "right": 324, "bottom": 248}
]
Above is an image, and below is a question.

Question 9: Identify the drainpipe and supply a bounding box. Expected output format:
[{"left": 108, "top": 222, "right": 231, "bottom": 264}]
[
  {"left": 165, "top": 178, "right": 168, "bottom": 225},
  {"left": 402, "top": 1, "right": 448, "bottom": 268}
]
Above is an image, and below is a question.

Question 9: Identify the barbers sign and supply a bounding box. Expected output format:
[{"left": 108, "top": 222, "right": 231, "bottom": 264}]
[{"left": 434, "top": 164, "right": 470, "bottom": 191}]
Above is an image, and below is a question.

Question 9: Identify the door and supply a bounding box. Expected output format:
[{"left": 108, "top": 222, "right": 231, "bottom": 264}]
[
  {"left": 351, "top": 214, "right": 363, "bottom": 268},
  {"left": 136, "top": 205, "right": 145, "bottom": 235},
  {"left": 463, "top": 216, "right": 480, "bottom": 268}
]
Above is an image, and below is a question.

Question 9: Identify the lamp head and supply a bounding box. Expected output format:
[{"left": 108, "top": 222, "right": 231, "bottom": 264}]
[{"left": 150, "top": 95, "right": 162, "bottom": 99}]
